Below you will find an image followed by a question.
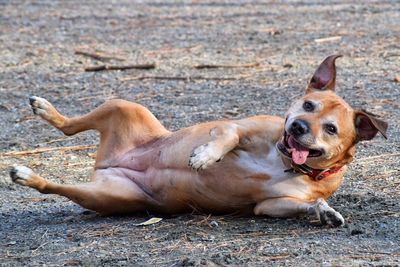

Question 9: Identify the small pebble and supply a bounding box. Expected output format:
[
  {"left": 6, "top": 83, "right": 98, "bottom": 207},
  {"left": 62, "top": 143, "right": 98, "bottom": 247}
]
[{"left": 210, "top": 220, "right": 219, "bottom": 227}]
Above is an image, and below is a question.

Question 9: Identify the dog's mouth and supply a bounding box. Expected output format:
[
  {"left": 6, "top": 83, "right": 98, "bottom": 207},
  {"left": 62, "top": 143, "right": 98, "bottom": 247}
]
[{"left": 277, "top": 131, "right": 323, "bottom": 165}]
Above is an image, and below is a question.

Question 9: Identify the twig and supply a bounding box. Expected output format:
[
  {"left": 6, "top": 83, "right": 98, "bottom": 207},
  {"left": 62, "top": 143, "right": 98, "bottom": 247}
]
[
  {"left": 262, "top": 254, "right": 291, "bottom": 260},
  {"left": 366, "top": 210, "right": 399, "bottom": 217},
  {"left": 357, "top": 152, "right": 400, "bottom": 162},
  {"left": 194, "top": 62, "right": 260, "bottom": 69},
  {"left": 357, "top": 250, "right": 400, "bottom": 255},
  {"left": 76, "top": 94, "right": 117, "bottom": 101},
  {"left": 349, "top": 255, "right": 383, "bottom": 260},
  {"left": 75, "top": 49, "right": 125, "bottom": 61},
  {"left": 314, "top": 36, "right": 342, "bottom": 43},
  {"left": 31, "top": 242, "right": 49, "bottom": 255},
  {"left": 365, "top": 170, "right": 400, "bottom": 180},
  {"left": 122, "top": 75, "right": 188, "bottom": 81},
  {"left": 0, "top": 255, "right": 32, "bottom": 260},
  {"left": 0, "top": 144, "right": 96, "bottom": 157},
  {"left": 121, "top": 74, "right": 250, "bottom": 81},
  {"left": 144, "top": 44, "right": 202, "bottom": 56},
  {"left": 85, "top": 63, "right": 156, "bottom": 72},
  {"left": 76, "top": 225, "right": 121, "bottom": 238},
  {"left": 41, "top": 136, "right": 75, "bottom": 145}
]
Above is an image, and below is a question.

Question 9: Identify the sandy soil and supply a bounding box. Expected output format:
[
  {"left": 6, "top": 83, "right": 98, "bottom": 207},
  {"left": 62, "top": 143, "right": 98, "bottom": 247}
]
[{"left": 0, "top": 1, "right": 399, "bottom": 266}]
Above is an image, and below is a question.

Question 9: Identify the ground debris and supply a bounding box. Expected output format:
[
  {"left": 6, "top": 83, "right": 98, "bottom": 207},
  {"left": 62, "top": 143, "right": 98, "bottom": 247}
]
[
  {"left": 0, "top": 1, "right": 398, "bottom": 266},
  {"left": 84, "top": 63, "right": 156, "bottom": 72}
]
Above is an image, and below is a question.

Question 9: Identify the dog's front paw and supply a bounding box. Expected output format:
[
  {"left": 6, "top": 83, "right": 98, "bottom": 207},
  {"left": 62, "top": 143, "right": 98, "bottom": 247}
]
[
  {"left": 10, "top": 166, "right": 34, "bottom": 186},
  {"left": 312, "top": 199, "right": 344, "bottom": 227},
  {"left": 189, "top": 143, "right": 223, "bottom": 171},
  {"left": 320, "top": 208, "right": 344, "bottom": 227}
]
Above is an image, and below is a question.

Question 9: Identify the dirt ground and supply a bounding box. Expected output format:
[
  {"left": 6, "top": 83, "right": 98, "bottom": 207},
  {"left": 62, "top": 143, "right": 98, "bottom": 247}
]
[{"left": 1, "top": 1, "right": 399, "bottom": 266}]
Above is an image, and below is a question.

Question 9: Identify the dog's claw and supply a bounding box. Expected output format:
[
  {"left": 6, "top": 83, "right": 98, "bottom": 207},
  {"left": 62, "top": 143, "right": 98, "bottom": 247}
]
[
  {"left": 29, "top": 96, "right": 35, "bottom": 105},
  {"left": 9, "top": 168, "right": 18, "bottom": 181}
]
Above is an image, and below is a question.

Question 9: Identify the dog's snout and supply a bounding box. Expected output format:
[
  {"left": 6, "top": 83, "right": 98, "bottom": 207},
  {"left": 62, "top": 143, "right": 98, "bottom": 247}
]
[{"left": 290, "top": 119, "right": 310, "bottom": 136}]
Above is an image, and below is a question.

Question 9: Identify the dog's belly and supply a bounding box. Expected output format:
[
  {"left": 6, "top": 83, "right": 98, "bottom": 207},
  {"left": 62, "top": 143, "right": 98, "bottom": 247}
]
[
  {"left": 111, "top": 145, "right": 311, "bottom": 214},
  {"left": 105, "top": 118, "right": 312, "bottom": 213}
]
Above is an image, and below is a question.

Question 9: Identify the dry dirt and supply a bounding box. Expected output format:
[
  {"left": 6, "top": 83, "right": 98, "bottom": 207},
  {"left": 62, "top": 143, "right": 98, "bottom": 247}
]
[{"left": 0, "top": 1, "right": 399, "bottom": 266}]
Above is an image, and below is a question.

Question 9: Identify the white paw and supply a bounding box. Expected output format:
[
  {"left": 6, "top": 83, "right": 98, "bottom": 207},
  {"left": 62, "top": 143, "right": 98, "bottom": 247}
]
[
  {"left": 313, "top": 199, "right": 344, "bottom": 227},
  {"left": 189, "top": 143, "right": 223, "bottom": 171},
  {"left": 29, "top": 96, "right": 52, "bottom": 118},
  {"left": 10, "top": 166, "right": 34, "bottom": 185}
]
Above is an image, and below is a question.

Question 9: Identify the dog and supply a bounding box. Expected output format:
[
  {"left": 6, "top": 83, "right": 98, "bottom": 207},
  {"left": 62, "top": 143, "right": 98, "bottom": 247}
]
[{"left": 10, "top": 55, "right": 387, "bottom": 227}]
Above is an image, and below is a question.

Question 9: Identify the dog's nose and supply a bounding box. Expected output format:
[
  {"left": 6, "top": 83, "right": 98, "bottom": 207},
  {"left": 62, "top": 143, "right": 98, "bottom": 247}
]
[{"left": 290, "top": 120, "right": 310, "bottom": 136}]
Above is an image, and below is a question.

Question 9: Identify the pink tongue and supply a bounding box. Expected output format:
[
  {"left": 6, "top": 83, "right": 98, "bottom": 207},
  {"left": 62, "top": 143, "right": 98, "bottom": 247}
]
[{"left": 287, "top": 136, "right": 309, "bottom": 165}]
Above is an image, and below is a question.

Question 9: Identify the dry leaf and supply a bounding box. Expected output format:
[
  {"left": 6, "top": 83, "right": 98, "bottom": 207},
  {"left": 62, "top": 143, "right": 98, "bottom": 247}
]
[{"left": 135, "top": 217, "right": 163, "bottom": 226}]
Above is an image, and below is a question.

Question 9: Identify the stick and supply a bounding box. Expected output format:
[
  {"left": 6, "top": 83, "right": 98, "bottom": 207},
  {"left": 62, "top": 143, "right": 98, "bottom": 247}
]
[
  {"left": 74, "top": 49, "right": 125, "bottom": 61},
  {"left": 263, "top": 254, "right": 291, "bottom": 260},
  {"left": 42, "top": 136, "right": 74, "bottom": 145},
  {"left": 194, "top": 62, "right": 260, "bottom": 69},
  {"left": 121, "top": 74, "right": 250, "bottom": 81},
  {"left": 0, "top": 144, "right": 96, "bottom": 157},
  {"left": 144, "top": 44, "right": 203, "bottom": 56},
  {"left": 85, "top": 63, "right": 156, "bottom": 72},
  {"left": 357, "top": 250, "right": 400, "bottom": 255},
  {"left": 357, "top": 152, "right": 400, "bottom": 162},
  {"left": 314, "top": 36, "right": 342, "bottom": 43},
  {"left": 349, "top": 255, "right": 382, "bottom": 259}
]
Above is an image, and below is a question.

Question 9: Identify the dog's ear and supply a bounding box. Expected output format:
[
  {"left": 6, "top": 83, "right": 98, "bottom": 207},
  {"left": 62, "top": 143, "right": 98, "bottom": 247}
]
[
  {"left": 306, "top": 55, "right": 342, "bottom": 93},
  {"left": 354, "top": 110, "right": 388, "bottom": 141}
]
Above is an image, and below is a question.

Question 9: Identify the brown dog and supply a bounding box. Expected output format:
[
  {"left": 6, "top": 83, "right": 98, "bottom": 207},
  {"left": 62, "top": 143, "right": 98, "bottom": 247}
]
[{"left": 10, "top": 55, "right": 387, "bottom": 226}]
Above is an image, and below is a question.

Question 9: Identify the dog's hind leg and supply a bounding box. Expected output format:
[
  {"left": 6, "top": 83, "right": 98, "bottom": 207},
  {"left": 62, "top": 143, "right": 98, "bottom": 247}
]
[
  {"left": 10, "top": 166, "right": 155, "bottom": 215},
  {"left": 29, "top": 96, "right": 170, "bottom": 167}
]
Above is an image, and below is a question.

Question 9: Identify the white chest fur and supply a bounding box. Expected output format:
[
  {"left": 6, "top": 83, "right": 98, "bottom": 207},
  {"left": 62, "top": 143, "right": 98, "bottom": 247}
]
[{"left": 235, "top": 145, "right": 310, "bottom": 198}]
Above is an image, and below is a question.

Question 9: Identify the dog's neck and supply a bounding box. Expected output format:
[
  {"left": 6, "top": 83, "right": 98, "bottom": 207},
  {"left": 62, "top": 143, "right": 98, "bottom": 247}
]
[
  {"left": 280, "top": 155, "right": 342, "bottom": 181},
  {"left": 288, "top": 162, "right": 342, "bottom": 180}
]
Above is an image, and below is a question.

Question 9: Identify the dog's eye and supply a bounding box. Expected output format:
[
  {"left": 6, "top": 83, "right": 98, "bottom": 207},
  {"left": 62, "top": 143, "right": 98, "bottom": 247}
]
[
  {"left": 324, "top": 124, "right": 337, "bottom": 135},
  {"left": 303, "top": 101, "right": 315, "bottom": 112}
]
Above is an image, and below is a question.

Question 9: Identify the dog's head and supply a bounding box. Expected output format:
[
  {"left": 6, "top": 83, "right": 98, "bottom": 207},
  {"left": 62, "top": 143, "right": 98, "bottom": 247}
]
[{"left": 277, "top": 55, "right": 388, "bottom": 169}]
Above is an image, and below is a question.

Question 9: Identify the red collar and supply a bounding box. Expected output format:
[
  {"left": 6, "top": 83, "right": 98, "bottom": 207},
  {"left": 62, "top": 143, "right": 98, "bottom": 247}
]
[{"left": 287, "top": 163, "right": 342, "bottom": 181}]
